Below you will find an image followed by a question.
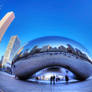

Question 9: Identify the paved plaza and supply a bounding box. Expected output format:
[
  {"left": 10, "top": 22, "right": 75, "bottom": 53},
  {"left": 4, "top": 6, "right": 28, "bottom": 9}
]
[{"left": 0, "top": 71, "right": 92, "bottom": 92}]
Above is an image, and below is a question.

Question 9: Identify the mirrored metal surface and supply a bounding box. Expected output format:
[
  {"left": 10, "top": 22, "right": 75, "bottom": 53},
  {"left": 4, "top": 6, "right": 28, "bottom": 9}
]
[
  {"left": 12, "top": 36, "right": 92, "bottom": 64},
  {"left": 12, "top": 36, "right": 92, "bottom": 81},
  {"left": 29, "top": 66, "right": 78, "bottom": 84}
]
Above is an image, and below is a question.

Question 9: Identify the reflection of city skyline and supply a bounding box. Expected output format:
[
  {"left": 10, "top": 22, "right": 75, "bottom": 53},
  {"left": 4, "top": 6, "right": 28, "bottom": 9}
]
[{"left": 13, "top": 43, "right": 91, "bottom": 65}]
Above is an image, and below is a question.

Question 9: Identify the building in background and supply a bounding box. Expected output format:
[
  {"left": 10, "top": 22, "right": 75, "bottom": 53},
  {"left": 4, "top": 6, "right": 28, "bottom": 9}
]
[
  {"left": 0, "top": 11, "right": 15, "bottom": 42},
  {"left": 2, "top": 36, "right": 20, "bottom": 67},
  {"left": 0, "top": 56, "right": 4, "bottom": 69}
]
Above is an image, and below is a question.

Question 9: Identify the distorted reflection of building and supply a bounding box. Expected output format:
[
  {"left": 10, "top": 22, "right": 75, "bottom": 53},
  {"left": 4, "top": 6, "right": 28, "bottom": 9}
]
[
  {"left": 2, "top": 35, "right": 20, "bottom": 67},
  {"left": 12, "top": 36, "right": 92, "bottom": 82},
  {"left": 40, "top": 45, "right": 51, "bottom": 52},
  {"left": 14, "top": 44, "right": 90, "bottom": 62}
]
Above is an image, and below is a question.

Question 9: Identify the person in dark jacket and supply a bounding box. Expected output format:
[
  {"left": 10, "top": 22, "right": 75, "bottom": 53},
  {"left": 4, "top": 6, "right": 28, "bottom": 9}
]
[
  {"left": 53, "top": 75, "right": 55, "bottom": 84},
  {"left": 50, "top": 76, "right": 53, "bottom": 84},
  {"left": 65, "top": 75, "right": 69, "bottom": 83},
  {"left": 50, "top": 75, "right": 56, "bottom": 85}
]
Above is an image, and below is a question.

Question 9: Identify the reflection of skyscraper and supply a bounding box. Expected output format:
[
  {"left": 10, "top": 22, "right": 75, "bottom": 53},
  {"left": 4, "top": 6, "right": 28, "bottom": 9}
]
[
  {"left": 0, "top": 11, "right": 15, "bottom": 42},
  {"left": 2, "top": 36, "right": 20, "bottom": 66}
]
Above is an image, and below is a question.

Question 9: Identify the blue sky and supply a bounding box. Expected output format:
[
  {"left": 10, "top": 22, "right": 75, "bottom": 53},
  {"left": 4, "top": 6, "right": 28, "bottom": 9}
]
[{"left": 0, "top": 0, "right": 92, "bottom": 58}]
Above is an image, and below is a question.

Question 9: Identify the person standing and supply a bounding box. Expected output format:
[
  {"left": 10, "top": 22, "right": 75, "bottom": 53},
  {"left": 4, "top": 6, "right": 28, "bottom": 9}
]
[
  {"left": 53, "top": 75, "right": 55, "bottom": 84},
  {"left": 50, "top": 76, "right": 53, "bottom": 84},
  {"left": 50, "top": 75, "right": 56, "bottom": 85},
  {"left": 65, "top": 75, "right": 69, "bottom": 83}
]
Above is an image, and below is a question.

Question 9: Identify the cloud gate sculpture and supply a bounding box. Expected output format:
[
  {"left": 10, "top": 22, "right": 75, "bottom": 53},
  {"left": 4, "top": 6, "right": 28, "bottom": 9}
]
[{"left": 12, "top": 36, "right": 92, "bottom": 81}]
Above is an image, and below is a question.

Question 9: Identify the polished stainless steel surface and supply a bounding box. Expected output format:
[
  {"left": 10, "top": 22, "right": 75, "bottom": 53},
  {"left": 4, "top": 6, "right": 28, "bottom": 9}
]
[
  {"left": 12, "top": 36, "right": 92, "bottom": 63},
  {"left": 12, "top": 36, "right": 92, "bottom": 80}
]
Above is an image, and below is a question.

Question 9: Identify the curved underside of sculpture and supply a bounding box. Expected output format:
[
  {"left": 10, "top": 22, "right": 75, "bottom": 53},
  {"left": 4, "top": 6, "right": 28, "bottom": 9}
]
[{"left": 12, "top": 52, "right": 92, "bottom": 80}]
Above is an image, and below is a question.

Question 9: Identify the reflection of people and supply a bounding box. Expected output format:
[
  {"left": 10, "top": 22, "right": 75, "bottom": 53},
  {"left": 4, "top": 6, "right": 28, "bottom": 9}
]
[
  {"left": 53, "top": 75, "right": 55, "bottom": 84},
  {"left": 36, "top": 77, "right": 39, "bottom": 80},
  {"left": 50, "top": 75, "right": 56, "bottom": 85},
  {"left": 56, "top": 77, "right": 60, "bottom": 82},
  {"left": 65, "top": 70, "right": 69, "bottom": 83},
  {"left": 50, "top": 76, "right": 52, "bottom": 84},
  {"left": 65, "top": 75, "right": 69, "bottom": 83}
]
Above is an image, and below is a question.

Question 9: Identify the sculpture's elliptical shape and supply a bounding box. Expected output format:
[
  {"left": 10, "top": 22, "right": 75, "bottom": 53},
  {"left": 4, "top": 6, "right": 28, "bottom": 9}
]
[{"left": 12, "top": 36, "right": 92, "bottom": 80}]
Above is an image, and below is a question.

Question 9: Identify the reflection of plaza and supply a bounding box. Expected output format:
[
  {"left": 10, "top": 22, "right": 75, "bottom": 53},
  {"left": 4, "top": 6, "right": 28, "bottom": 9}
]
[{"left": 30, "top": 67, "right": 77, "bottom": 83}]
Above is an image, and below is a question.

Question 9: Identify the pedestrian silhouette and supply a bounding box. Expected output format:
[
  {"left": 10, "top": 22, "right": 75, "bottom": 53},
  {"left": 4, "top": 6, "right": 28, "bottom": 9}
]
[
  {"left": 50, "top": 75, "right": 56, "bottom": 85},
  {"left": 50, "top": 76, "right": 53, "bottom": 84},
  {"left": 65, "top": 75, "right": 69, "bottom": 83},
  {"left": 53, "top": 75, "right": 55, "bottom": 84}
]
